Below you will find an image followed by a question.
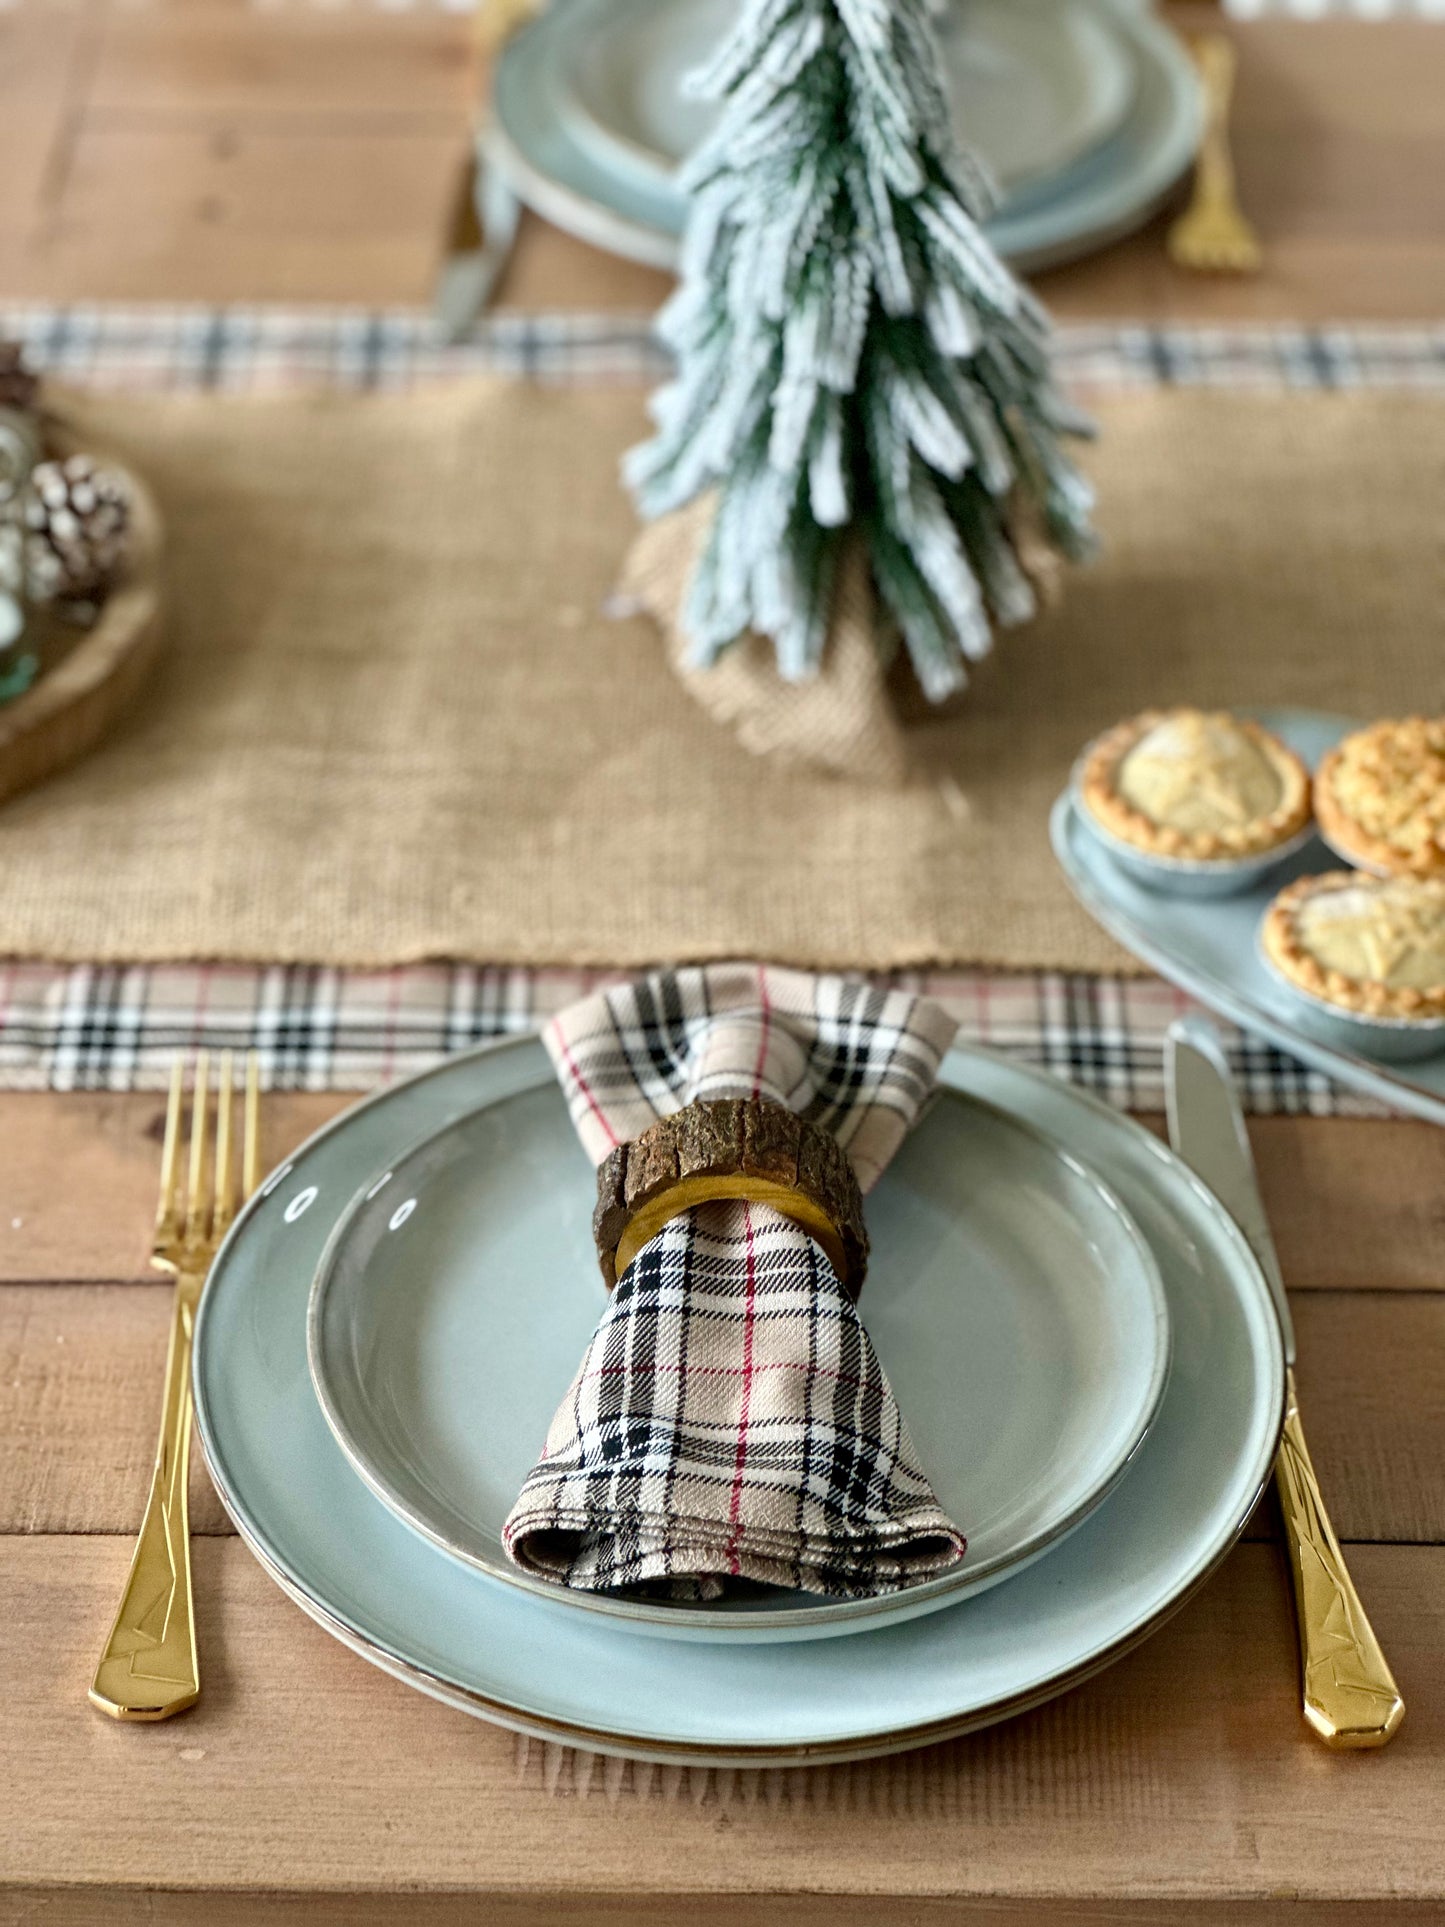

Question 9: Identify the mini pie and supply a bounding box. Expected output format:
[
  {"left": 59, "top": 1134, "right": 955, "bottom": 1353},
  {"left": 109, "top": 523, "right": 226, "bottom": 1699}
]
[
  {"left": 1079, "top": 708, "right": 1311, "bottom": 861},
  {"left": 1262, "top": 871, "right": 1445, "bottom": 1021},
  {"left": 1314, "top": 716, "right": 1445, "bottom": 877}
]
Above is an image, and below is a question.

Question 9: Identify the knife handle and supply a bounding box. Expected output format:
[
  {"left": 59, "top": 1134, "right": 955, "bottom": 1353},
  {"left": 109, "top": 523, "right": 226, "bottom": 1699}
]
[{"left": 1274, "top": 1369, "right": 1404, "bottom": 1748}]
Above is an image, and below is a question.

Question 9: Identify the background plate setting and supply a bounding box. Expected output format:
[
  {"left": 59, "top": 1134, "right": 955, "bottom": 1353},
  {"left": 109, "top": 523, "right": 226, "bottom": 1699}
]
[{"left": 487, "top": 0, "right": 1201, "bottom": 273}]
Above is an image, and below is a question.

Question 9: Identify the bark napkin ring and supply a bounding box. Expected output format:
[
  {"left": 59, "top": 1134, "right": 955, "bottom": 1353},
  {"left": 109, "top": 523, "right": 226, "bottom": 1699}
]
[{"left": 593, "top": 1097, "right": 868, "bottom": 1298}]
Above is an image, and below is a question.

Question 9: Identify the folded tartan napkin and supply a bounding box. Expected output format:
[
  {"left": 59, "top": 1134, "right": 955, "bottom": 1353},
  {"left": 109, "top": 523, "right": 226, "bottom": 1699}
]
[{"left": 502, "top": 966, "right": 967, "bottom": 1599}]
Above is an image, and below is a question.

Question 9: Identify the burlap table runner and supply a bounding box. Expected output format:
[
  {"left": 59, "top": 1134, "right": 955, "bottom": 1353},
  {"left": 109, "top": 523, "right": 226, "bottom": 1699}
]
[{"left": 0, "top": 383, "right": 1438, "bottom": 969}]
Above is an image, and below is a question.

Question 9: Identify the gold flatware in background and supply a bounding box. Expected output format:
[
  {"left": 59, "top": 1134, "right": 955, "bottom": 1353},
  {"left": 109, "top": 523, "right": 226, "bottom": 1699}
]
[
  {"left": 1167, "top": 1019, "right": 1404, "bottom": 1748},
  {"left": 90, "top": 1051, "right": 261, "bottom": 1721},
  {"left": 1168, "top": 34, "right": 1262, "bottom": 276}
]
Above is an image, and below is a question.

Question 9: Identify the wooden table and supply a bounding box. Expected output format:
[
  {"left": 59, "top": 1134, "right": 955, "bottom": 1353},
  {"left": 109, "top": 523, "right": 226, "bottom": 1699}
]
[
  {"left": 3, "top": 1096, "right": 1443, "bottom": 1922},
  {"left": 2, "top": 4, "right": 1444, "bottom": 318},
  {"left": 3, "top": 6, "right": 1445, "bottom": 1922}
]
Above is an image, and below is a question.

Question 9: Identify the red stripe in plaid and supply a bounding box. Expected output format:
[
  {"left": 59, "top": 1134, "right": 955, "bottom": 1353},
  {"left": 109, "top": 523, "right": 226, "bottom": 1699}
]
[
  {"left": 504, "top": 967, "right": 966, "bottom": 1600},
  {"left": 727, "top": 1203, "right": 760, "bottom": 1578}
]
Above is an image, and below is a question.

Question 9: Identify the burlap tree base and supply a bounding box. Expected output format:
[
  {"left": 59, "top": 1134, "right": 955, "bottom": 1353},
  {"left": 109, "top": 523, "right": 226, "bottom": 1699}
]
[{"left": 619, "top": 496, "right": 1063, "bottom": 784}]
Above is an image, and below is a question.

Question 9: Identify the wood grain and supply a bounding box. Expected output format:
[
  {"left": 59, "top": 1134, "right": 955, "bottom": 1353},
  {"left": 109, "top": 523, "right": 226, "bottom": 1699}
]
[
  {"left": 3, "top": 1093, "right": 1441, "bottom": 1289},
  {"left": 6, "top": 1898, "right": 1441, "bottom": 1927},
  {"left": 86, "top": 4, "right": 472, "bottom": 122},
  {"left": 4, "top": 1535, "right": 1440, "bottom": 1912},
  {"left": 34, "top": 122, "right": 469, "bottom": 307},
  {"left": 0, "top": 3, "right": 89, "bottom": 272},
  {"left": 4, "top": 1283, "right": 1442, "bottom": 1545}
]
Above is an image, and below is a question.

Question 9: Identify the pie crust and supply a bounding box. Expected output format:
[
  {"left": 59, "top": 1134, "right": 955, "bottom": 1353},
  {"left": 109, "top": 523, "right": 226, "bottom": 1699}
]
[
  {"left": 1314, "top": 716, "right": 1445, "bottom": 877},
  {"left": 1262, "top": 871, "right": 1445, "bottom": 1021},
  {"left": 1079, "top": 709, "right": 1311, "bottom": 861}
]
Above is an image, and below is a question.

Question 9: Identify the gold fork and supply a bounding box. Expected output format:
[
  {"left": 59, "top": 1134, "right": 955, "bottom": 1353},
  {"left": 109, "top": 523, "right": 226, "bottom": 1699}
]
[
  {"left": 90, "top": 1051, "right": 261, "bottom": 1721},
  {"left": 1168, "top": 34, "right": 1262, "bottom": 276}
]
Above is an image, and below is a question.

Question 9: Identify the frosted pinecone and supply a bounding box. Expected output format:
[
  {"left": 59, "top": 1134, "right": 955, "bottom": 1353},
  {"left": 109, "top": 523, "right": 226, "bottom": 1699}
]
[{"left": 25, "top": 454, "right": 131, "bottom": 602}]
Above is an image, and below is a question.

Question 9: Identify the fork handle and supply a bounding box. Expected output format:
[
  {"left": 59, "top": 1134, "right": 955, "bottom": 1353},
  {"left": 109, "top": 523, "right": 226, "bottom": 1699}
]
[
  {"left": 1194, "top": 34, "right": 1242, "bottom": 205},
  {"left": 89, "top": 1271, "right": 203, "bottom": 1720},
  {"left": 1275, "top": 1369, "right": 1404, "bottom": 1748}
]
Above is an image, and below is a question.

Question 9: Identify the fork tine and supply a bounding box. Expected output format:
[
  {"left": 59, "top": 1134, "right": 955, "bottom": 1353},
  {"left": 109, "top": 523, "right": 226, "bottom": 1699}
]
[
  {"left": 153, "top": 1056, "right": 186, "bottom": 1245},
  {"left": 242, "top": 1052, "right": 262, "bottom": 1200},
  {"left": 213, "top": 1050, "right": 237, "bottom": 1240},
  {"left": 184, "top": 1049, "right": 211, "bottom": 1247}
]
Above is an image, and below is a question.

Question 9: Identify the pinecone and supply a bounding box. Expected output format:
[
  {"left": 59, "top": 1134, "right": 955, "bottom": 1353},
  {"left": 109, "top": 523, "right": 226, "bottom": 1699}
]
[
  {"left": 0, "top": 408, "right": 40, "bottom": 509},
  {"left": 0, "top": 342, "right": 38, "bottom": 415},
  {"left": 24, "top": 454, "right": 131, "bottom": 603}
]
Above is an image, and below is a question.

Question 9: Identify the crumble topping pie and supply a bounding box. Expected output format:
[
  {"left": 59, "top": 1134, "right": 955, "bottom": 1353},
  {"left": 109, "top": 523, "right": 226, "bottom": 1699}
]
[
  {"left": 1314, "top": 716, "right": 1445, "bottom": 877},
  {"left": 1079, "top": 709, "right": 1311, "bottom": 862},
  {"left": 1262, "top": 871, "right": 1445, "bottom": 1021}
]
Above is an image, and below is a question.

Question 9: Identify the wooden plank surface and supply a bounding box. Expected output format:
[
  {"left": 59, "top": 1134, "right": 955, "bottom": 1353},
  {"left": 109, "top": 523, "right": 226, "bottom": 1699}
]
[
  {"left": 3, "top": 1084, "right": 1442, "bottom": 1916},
  {"left": 4, "top": 1282, "right": 1443, "bottom": 1545},
  {"left": 86, "top": 4, "right": 472, "bottom": 121},
  {"left": 5, "top": 1901, "right": 1439, "bottom": 1927},
  {"left": 4, "top": 1536, "right": 1441, "bottom": 1914},
  {"left": 3, "top": 4, "right": 1445, "bottom": 318},
  {"left": 4, "top": 1091, "right": 1442, "bottom": 1289},
  {"left": 51, "top": 122, "right": 465, "bottom": 306}
]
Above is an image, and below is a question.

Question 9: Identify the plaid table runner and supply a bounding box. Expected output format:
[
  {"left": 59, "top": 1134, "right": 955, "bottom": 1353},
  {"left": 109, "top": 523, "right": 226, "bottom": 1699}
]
[
  {"left": 0, "top": 311, "right": 1431, "bottom": 1112},
  {"left": 0, "top": 961, "right": 1387, "bottom": 1113},
  {"left": 504, "top": 968, "right": 967, "bottom": 1598},
  {"left": 2, "top": 307, "right": 1442, "bottom": 394}
]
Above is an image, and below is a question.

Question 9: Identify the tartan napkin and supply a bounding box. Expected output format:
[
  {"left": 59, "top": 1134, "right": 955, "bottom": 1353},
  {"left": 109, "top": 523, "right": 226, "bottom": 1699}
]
[{"left": 502, "top": 965, "right": 967, "bottom": 1600}]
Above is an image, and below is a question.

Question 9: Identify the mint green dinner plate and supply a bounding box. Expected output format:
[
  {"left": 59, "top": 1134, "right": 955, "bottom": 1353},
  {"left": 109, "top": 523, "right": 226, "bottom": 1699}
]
[
  {"left": 193, "top": 1039, "right": 1284, "bottom": 1767},
  {"left": 306, "top": 1089, "right": 1170, "bottom": 1641}
]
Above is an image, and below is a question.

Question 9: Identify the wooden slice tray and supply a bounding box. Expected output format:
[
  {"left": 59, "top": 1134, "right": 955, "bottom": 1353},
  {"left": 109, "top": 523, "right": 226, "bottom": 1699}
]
[{"left": 0, "top": 458, "right": 163, "bottom": 809}]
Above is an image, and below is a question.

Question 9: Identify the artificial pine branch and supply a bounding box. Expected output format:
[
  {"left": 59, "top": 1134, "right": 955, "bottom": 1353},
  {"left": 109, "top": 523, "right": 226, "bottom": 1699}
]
[{"left": 624, "top": 0, "right": 1097, "bottom": 700}]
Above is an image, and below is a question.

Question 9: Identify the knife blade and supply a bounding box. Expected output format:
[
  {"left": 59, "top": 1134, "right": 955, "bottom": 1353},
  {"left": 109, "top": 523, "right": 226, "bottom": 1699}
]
[
  {"left": 1165, "top": 1013, "right": 1294, "bottom": 1365},
  {"left": 432, "top": 140, "right": 520, "bottom": 344}
]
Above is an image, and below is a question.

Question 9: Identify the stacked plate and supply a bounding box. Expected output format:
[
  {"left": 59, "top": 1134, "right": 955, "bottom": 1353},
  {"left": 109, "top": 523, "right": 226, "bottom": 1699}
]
[
  {"left": 193, "top": 1035, "right": 1285, "bottom": 1765},
  {"left": 486, "top": 0, "right": 1202, "bottom": 274}
]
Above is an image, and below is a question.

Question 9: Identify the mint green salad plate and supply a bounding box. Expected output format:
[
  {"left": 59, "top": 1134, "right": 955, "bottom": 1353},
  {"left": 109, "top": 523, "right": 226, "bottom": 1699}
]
[
  {"left": 305, "top": 1088, "right": 1170, "bottom": 1641},
  {"left": 193, "top": 1038, "right": 1283, "bottom": 1766}
]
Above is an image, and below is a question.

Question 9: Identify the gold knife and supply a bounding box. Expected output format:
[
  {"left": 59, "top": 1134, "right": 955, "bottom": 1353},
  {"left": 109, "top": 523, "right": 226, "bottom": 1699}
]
[{"left": 1165, "top": 1016, "right": 1403, "bottom": 1747}]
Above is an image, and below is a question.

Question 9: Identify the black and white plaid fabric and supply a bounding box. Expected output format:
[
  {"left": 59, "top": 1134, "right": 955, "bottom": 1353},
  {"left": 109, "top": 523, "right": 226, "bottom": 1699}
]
[
  {"left": 3, "top": 306, "right": 1441, "bottom": 395},
  {"left": 0, "top": 959, "right": 1384, "bottom": 1115},
  {"left": 542, "top": 964, "right": 960, "bottom": 1183},
  {"left": 502, "top": 968, "right": 967, "bottom": 1599}
]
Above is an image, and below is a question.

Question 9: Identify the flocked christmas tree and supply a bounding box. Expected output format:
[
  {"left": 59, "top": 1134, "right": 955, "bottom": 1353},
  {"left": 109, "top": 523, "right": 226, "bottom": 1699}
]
[{"left": 624, "top": 0, "right": 1097, "bottom": 704}]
